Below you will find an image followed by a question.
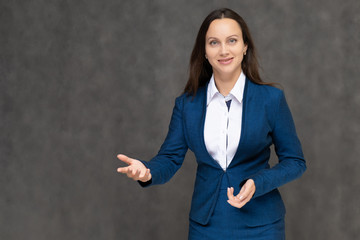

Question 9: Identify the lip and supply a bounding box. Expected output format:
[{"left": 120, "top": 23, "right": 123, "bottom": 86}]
[{"left": 218, "top": 57, "right": 234, "bottom": 65}]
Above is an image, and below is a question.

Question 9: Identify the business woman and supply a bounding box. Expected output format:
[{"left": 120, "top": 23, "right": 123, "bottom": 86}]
[{"left": 117, "top": 8, "right": 306, "bottom": 239}]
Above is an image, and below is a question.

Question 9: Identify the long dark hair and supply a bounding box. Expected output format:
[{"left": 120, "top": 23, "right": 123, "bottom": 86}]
[{"left": 184, "top": 8, "right": 273, "bottom": 96}]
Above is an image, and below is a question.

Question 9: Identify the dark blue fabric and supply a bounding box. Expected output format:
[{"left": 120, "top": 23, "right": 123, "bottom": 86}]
[
  {"left": 139, "top": 78, "right": 306, "bottom": 232},
  {"left": 226, "top": 99, "right": 232, "bottom": 111},
  {"left": 188, "top": 174, "right": 285, "bottom": 240}
]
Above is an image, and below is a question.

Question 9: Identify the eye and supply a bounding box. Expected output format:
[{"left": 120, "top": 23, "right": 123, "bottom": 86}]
[
  {"left": 229, "top": 38, "right": 237, "bottom": 44},
  {"left": 209, "top": 40, "right": 218, "bottom": 46}
]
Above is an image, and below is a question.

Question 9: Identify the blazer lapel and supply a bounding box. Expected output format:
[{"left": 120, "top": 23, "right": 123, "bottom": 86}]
[{"left": 227, "top": 77, "right": 250, "bottom": 168}]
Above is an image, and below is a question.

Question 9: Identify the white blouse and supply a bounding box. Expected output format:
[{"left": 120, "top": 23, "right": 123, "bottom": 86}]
[{"left": 204, "top": 72, "right": 245, "bottom": 170}]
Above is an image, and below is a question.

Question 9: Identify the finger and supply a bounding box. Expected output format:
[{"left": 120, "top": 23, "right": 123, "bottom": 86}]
[
  {"left": 236, "top": 182, "right": 247, "bottom": 200},
  {"left": 139, "top": 169, "right": 151, "bottom": 182},
  {"left": 144, "top": 169, "right": 152, "bottom": 181},
  {"left": 227, "top": 187, "right": 233, "bottom": 200},
  {"left": 127, "top": 168, "right": 139, "bottom": 179},
  {"left": 238, "top": 180, "right": 254, "bottom": 201},
  {"left": 139, "top": 168, "right": 149, "bottom": 179},
  {"left": 117, "top": 166, "right": 130, "bottom": 173},
  {"left": 132, "top": 169, "right": 141, "bottom": 181},
  {"left": 117, "top": 154, "right": 133, "bottom": 165},
  {"left": 126, "top": 168, "right": 134, "bottom": 178},
  {"left": 130, "top": 167, "right": 138, "bottom": 177},
  {"left": 239, "top": 184, "right": 246, "bottom": 195},
  {"left": 231, "top": 187, "right": 239, "bottom": 202},
  {"left": 147, "top": 169, "right": 152, "bottom": 180},
  {"left": 227, "top": 199, "right": 240, "bottom": 208},
  {"left": 237, "top": 186, "right": 246, "bottom": 200},
  {"left": 228, "top": 194, "right": 251, "bottom": 208},
  {"left": 227, "top": 187, "right": 235, "bottom": 200},
  {"left": 227, "top": 199, "right": 247, "bottom": 208},
  {"left": 227, "top": 187, "right": 241, "bottom": 204}
]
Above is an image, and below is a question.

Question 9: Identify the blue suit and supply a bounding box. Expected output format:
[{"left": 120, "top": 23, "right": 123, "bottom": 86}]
[{"left": 140, "top": 78, "right": 306, "bottom": 230}]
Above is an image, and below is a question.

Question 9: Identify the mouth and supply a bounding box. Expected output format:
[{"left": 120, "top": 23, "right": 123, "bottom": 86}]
[{"left": 218, "top": 57, "right": 234, "bottom": 65}]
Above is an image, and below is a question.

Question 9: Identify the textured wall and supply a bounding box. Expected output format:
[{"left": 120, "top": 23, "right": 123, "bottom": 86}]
[{"left": 1, "top": 0, "right": 359, "bottom": 239}]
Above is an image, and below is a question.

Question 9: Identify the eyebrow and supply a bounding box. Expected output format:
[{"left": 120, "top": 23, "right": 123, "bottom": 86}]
[{"left": 207, "top": 34, "right": 240, "bottom": 40}]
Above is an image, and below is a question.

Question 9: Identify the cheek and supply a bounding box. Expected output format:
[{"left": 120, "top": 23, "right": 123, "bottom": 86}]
[
  {"left": 206, "top": 43, "right": 221, "bottom": 53},
  {"left": 233, "top": 46, "right": 245, "bottom": 54},
  {"left": 205, "top": 47, "right": 215, "bottom": 57}
]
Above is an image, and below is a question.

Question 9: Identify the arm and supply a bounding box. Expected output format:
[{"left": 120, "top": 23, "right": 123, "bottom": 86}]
[
  {"left": 249, "top": 90, "right": 307, "bottom": 198},
  {"left": 117, "top": 96, "right": 188, "bottom": 186},
  {"left": 140, "top": 96, "right": 189, "bottom": 186},
  {"left": 228, "top": 90, "right": 306, "bottom": 208}
]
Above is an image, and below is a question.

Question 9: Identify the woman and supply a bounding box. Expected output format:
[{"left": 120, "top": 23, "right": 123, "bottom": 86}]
[{"left": 117, "top": 8, "right": 306, "bottom": 240}]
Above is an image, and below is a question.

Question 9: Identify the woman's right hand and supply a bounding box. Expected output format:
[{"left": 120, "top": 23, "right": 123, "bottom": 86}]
[{"left": 116, "top": 154, "right": 152, "bottom": 182}]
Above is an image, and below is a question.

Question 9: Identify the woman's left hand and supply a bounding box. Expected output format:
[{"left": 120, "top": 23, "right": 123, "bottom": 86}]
[{"left": 227, "top": 179, "right": 256, "bottom": 208}]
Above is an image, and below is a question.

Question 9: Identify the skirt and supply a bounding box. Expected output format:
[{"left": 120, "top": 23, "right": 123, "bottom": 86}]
[{"left": 188, "top": 175, "right": 285, "bottom": 240}]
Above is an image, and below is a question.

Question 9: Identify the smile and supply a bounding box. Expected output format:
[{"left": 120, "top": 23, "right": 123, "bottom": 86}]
[{"left": 218, "top": 57, "right": 234, "bottom": 65}]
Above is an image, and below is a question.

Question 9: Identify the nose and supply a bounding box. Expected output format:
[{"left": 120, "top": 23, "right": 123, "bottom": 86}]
[{"left": 220, "top": 43, "right": 229, "bottom": 56}]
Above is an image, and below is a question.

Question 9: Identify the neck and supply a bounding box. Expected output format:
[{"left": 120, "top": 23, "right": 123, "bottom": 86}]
[{"left": 213, "top": 69, "right": 242, "bottom": 96}]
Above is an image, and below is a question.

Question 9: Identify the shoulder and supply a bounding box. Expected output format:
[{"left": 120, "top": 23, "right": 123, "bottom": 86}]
[
  {"left": 248, "top": 80, "right": 283, "bottom": 97},
  {"left": 176, "top": 85, "right": 207, "bottom": 105},
  {"left": 247, "top": 81, "right": 285, "bottom": 106}
]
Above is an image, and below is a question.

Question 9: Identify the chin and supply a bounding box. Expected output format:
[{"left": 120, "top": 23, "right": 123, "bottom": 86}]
[{"left": 216, "top": 67, "right": 239, "bottom": 75}]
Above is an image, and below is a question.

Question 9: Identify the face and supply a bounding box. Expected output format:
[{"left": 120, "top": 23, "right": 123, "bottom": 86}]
[{"left": 205, "top": 18, "right": 248, "bottom": 79}]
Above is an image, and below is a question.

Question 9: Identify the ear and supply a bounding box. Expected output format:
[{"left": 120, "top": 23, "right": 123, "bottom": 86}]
[{"left": 244, "top": 44, "right": 248, "bottom": 55}]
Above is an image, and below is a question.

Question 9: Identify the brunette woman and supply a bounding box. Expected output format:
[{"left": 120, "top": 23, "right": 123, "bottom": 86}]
[{"left": 117, "top": 8, "right": 306, "bottom": 240}]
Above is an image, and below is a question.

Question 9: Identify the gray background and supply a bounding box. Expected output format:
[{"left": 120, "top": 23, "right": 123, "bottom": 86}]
[{"left": 1, "top": 0, "right": 360, "bottom": 239}]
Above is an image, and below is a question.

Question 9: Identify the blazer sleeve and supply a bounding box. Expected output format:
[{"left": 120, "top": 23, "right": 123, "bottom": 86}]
[
  {"left": 249, "top": 90, "right": 307, "bottom": 198},
  {"left": 138, "top": 96, "right": 188, "bottom": 187}
]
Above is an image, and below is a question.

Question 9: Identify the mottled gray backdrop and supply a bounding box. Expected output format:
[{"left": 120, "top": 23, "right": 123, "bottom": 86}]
[{"left": 1, "top": 0, "right": 360, "bottom": 239}]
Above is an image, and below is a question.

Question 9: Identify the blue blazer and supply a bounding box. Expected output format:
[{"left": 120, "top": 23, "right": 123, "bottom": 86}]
[{"left": 140, "top": 78, "right": 306, "bottom": 226}]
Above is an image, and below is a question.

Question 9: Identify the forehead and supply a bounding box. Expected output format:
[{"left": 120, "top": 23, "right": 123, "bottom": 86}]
[{"left": 206, "top": 18, "right": 242, "bottom": 38}]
